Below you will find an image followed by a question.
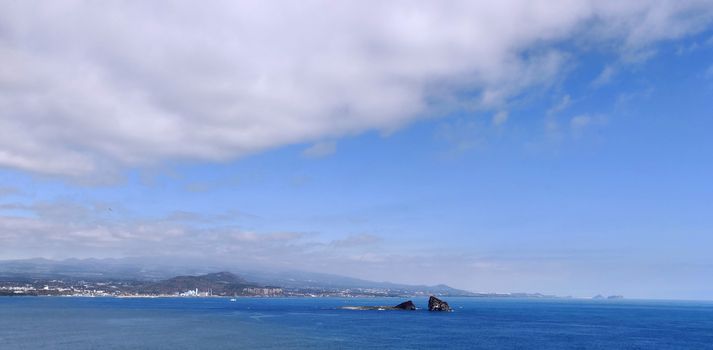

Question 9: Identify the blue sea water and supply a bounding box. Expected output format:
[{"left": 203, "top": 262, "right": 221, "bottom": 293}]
[{"left": 1, "top": 297, "right": 712, "bottom": 349}]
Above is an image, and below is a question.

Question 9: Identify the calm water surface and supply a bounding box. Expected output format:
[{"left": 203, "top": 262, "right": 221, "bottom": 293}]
[{"left": 1, "top": 297, "right": 712, "bottom": 349}]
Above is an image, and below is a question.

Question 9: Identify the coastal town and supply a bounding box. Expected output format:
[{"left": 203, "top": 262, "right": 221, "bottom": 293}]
[
  {"left": 0, "top": 273, "right": 616, "bottom": 299},
  {"left": 0, "top": 272, "right": 457, "bottom": 298},
  {"left": 0, "top": 280, "right": 441, "bottom": 298}
]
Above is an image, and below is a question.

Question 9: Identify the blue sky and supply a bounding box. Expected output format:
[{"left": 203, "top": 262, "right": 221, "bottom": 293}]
[{"left": 1, "top": 2, "right": 713, "bottom": 299}]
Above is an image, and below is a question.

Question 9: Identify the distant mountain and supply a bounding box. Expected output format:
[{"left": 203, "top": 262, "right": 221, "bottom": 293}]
[
  {"left": 0, "top": 257, "right": 225, "bottom": 281},
  {"left": 235, "top": 269, "right": 476, "bottom": 296},
  {"left": 137, "top": 272, "right": 269, "bottom": 296},
  {"left": 0, "top": 257, "right": 475, "bottom": 296}
]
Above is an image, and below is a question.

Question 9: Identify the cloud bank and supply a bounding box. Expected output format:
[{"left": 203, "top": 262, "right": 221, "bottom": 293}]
[
  {"left": 0, "top": 199, "right": 613, "bottom": 294},
  {"left": 1, "top": 1, "right": 712, "bottom": 176}
]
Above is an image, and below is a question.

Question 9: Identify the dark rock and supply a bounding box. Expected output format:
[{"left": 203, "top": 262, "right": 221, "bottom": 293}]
[
  {"left": 341, "top": 300, "right": 417, "bottom": 311},
  {"left": 428, "top": 296, "right": 452, "bottom": 312},
  {"left": 393, "top": 300, "right": 416, "bottom": 310}
]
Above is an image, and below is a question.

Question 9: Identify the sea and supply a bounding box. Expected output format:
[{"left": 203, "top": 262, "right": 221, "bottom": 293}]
[{"left": 1, "top": 297, "right": 712, "bottom": 349}]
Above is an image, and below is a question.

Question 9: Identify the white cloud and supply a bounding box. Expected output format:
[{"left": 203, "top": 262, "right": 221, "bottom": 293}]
[{"left": 0, "top": 1, "right": 712, "bottom": 177}]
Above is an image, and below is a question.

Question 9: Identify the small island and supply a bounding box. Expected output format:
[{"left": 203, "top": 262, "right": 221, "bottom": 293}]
[
  {"left": 341, "top": 297, "right": 453, "bottom": 312},
  {"left": 341, "top": 300, "right": 417, "bottom": 311},
  {"left": 428, "top": 296, "right": 452, "bottom": 312}
]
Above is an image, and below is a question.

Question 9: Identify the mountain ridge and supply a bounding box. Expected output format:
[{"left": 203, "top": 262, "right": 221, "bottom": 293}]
[{"left": 0, "top": 257, "right": 475, "bottom": 296}]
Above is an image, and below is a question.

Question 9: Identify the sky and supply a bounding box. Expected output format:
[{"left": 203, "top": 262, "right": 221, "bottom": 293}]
[{"left": 1, "top": 1, "right": 713, "bottom": 299}]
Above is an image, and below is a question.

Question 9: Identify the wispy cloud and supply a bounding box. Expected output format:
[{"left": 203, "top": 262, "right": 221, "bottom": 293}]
[
  {"left": 0, "top": 186, "right": 22, "bottom": 197},
  {"left": 547, "top": 95, "right": 572, "bottom": 116},
  {"left": 435, "top": 118, "right": 484, "bottom": 156},
  {"left": 0, "top": 199, "right": 384, "bottom": 267},
  {"left": 491, "top": 111, "right": 509, "bottom": 126},
  {"left": 592, "top": 65, "right": 617, "bottom": 87},
  {"left": 330, "top": 234, "right": 382, "bottom": 248},
  {"left": 570, "top": 115, "right": 593, "bottom": 130},
  {"left": 2, "top": 197, "right": 711, "bottom": 296},
  {"left": 570, "top": 114, "right": 607, "bottom": 137},
  {"left": 302, "top": 141, "right": 337, "bottom": 158},
  {"left": 542, "top": 94, "right": 573, "bottom": 142}
]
